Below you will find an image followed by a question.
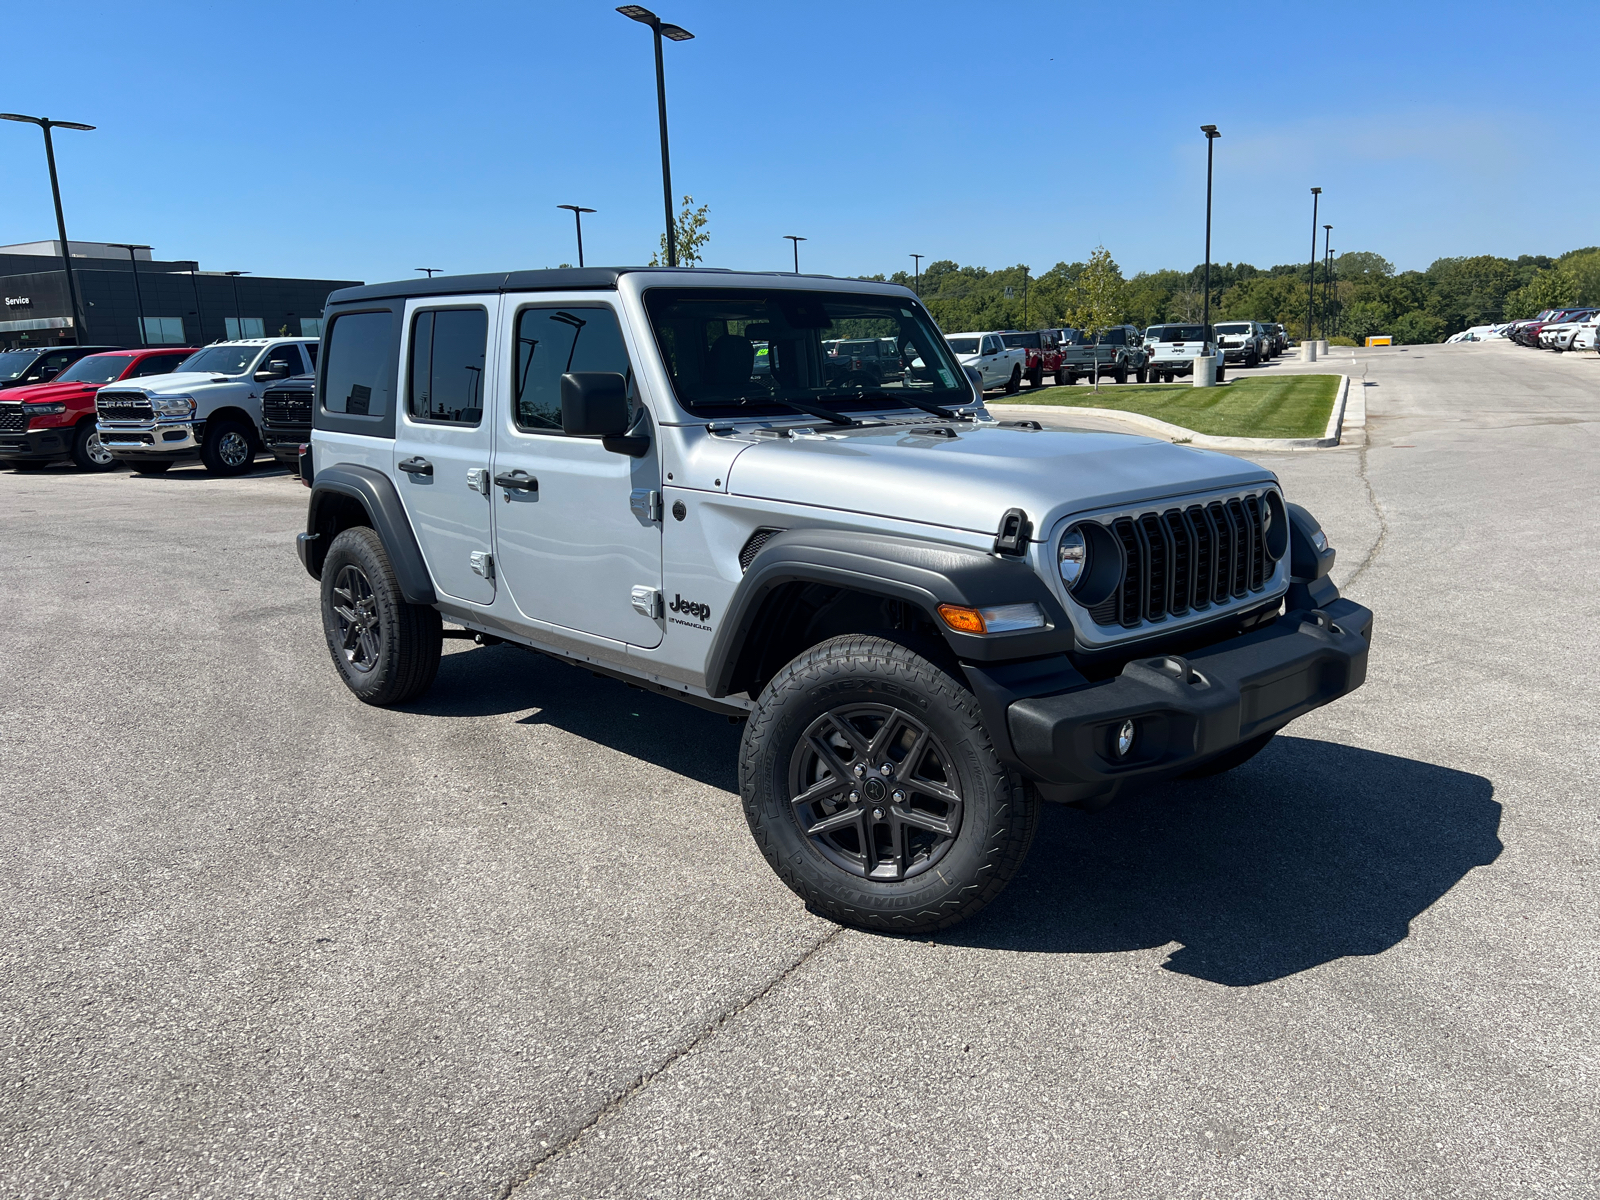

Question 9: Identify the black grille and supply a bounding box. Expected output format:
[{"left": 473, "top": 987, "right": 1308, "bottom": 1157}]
[
  {"left": 97, "top": 393, "right": 153, "bottom": 421},
  {"left": 1089, "top": 492, "right": 1278, "bottom": 629},
  {"left": 0, "top": 405, "right": 23, "bottom": 433},
  {"left": 100, "top": 430, "right": 153, "bottom": 445},
  {"left": 739, "top": 527, "right": 786, "bottom": 572},
  {"left": 263, "top": 391, "right": 312, "bottom": 425}
]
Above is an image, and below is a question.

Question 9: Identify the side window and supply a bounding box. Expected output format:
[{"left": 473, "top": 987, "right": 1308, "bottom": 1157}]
[
  {"left": 322, "top": 311, "right": 395, "bottom": 416},
  {"left": 408, "top": 308, "right": 487, "bottom": 425},
  {"left": 263, "top": 345, "right": 304, "bottom": 376},
  {"left": 37, "top": 351, "right": 75, "bottom": 379},
  {"left": 512, "top": 306, "right": 634, "bottom": 434},
  {"left": 303, "top": 343, "right": 318, "bottom": 366},
  {"left": 1102, "top": 329, "right": 1125, "bottom": 346},
  {"left": 131, "top": 354, "right": 187, "bottom": 378},
  {"left": 981, "top": 336, "right": 995, "bottom": 354}
]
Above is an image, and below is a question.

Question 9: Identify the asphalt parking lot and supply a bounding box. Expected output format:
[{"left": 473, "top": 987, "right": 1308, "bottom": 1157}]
[{"left": 3, "top": 338, "right": 1597, "bottom": 1199}]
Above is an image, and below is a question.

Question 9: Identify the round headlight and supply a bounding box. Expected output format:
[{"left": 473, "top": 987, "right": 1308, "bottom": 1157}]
[{"left": 1058, "top": 528, "right": 1087, "bottom": 588}]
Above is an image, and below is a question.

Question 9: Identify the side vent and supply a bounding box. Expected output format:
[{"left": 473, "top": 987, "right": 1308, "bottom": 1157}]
[{"left": 739, "top": 527, "right": 786, "bottom": 572}]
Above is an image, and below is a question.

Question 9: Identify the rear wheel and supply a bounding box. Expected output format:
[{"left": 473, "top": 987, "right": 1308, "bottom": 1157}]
[
  {"left": 740, "top": 634, "right": 1037, "bottom": 933},
  {"left": 70, "top": 422, "right": 118, "bottom": 472},
  {"left": 1064, "top": 369, "right": 1078, "bottom": 386},
  {"left": 1113, "top": 363, "right": 1129, "bottom": 384},
  {"left": 1029, "top": 365, "right": 1043, "bottom": 388},
  {"left": 320, "top": 526, "right": 442, "bottom": 706},
  {"left": 1005, "top": 365, "right": 1022, "bottom": 394},
  {"left": 128, "top": 460, "right": 173, "bottom": 474},
  {"left": 1136, "top": 365, "right": 1148, "bottom": 383},
  {"left": 1053, "top": 367, "right": 1066, "bottom": 385},
  {"left": 201, "top": 419, "right": 257, "bottom": 476}
]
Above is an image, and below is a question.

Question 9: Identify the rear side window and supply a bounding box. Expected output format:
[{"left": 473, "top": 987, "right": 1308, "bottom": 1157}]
[
  {"left": 409, "top": 308, "right": 487, "bottom": 425},
  {"left": 512, "top": 306, "right": 634, "bottom": 434},
  {"left": 322, "top": 311, "right": 395, "bottom": 417},
  {"left": 131, "top": 354, "right": 189, "bottom": 378}
]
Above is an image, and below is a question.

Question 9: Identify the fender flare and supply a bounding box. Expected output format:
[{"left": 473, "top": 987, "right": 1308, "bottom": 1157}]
[
  {"left": 704, "top": 528, "right": 1076, "bottom": 698},
  {"left": 300, "top": 463, "right": 437, "bottom": 605}
]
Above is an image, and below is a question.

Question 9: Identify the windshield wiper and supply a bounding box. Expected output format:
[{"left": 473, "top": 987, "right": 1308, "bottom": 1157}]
[
  {"left": 729, "top": 396, "right": 860, "bottom": 426},
  {"left": 819, "top": 388, "right": 964, "bottom": 420}
]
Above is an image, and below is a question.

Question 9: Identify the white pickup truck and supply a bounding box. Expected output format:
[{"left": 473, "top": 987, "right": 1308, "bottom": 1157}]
[
  {"left": 944, "top": 331, "right": 1027, "bottom": 394},
  {"left": 1144, "top": 323, "right": 1227, "bottom": 383}
]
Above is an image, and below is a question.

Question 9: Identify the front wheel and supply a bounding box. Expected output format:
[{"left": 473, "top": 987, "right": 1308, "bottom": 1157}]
[
  {"left": 1005, "top": 365, "right": 1022, "bottom": 394},
  {"left": 201, "top": 419, "right": 257, "bottom": 476},
  {"left": 320, "top": 526, "right": 442, "bottom": 706},
  {"left": 740, "top": 634, "right": 1038, "bottom": 933},
  {"left": 71, "top": 423, "right": 118, "bottom": 472}
]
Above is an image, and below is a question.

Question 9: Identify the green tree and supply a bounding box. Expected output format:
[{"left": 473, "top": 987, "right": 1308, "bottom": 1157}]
[
  {"left": 1390, "top": 310, "right": 1446, "bottom": 344},
  {"left": 1424, "top": 255, "right": 1519, "bottom": 330},
  {"left": 1331, "top": 251, "right": 1394, "bottom": 281},
  {"left": 1065, "top": 246, "right": 1126, "bottom": 334},
  {"left": 1338, "top": 301, "right": 1390, "bottom": 345},
  {"left": 1556, "top": 248, "right": 1600, "bottom": 304},
  {"left": 649, "top": 195, "right": 711, "bottom": 267},
  {"left": 1503, "top": 268, "right": 1578, "bottom": 320}
]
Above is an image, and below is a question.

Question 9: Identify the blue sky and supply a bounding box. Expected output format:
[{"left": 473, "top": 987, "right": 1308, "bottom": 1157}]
[{"left": 2, "top": 1, "right": 1592, "bottom": 286}]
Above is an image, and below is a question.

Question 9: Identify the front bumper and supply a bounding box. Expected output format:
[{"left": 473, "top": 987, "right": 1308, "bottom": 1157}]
[
  {"left": 98, "top": 420, "right": 201, "bottom": 460},
  {"left": 0, "top": 427, "right": 71, "bottom": 461},
  {"left": 1003, "top": 598, "right": 1372, "bottom": 800},
  {"left": 1221, "top": 345, "right": 1252, "bottom": 361},
  {"left": 262, "top": 422, "right": 310, "bottom": 463}
]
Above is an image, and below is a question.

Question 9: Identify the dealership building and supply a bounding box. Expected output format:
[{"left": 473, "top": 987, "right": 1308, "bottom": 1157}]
[{"left": 0, "top": 241, "right": 360, "bottom": 350}]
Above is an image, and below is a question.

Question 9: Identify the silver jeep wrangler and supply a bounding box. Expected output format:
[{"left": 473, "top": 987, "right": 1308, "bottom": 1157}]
[{"left": 297, "top": 268, "right": 1372, "bottom": 933}]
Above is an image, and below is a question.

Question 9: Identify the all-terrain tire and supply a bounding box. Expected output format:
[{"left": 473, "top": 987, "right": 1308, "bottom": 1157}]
[
  {"left": 1005, "top": 365, "right": 1022, "bottom": 395},
  {"left": 1113, "top": 363, "right": 1129, "bottom": 384},
  {"left": 128, "top": 460, "right": 173, "bottom": 474},
  {"left": 71, "top": 422, "right": 118, "bottom": 472},
  {"left": 1064, "top": 369, "right": 1078, "bottom": 386},
  {"left": 201, "top": 419, "right": 257, "bottom": 476},
  {"left": 1181, "top": 731, "right": 1275, "bottom": 778},
  {"left": 1029, "top": 365, "right": 1044, "bottom": 388},
  {"left": 1136, "top": 365, "right": 1148, "bottom": 383},
  {"left": 320, "top": 526, "right": 442, "bottom": 706},
  {"left": 739, "top": 633, "right": 1038, "bottom": 934},
  {"left": 1053, "top": 367, "right": 1066, "bottom": 386}
]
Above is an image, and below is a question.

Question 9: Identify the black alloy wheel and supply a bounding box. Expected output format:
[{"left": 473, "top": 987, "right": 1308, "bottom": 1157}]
[
  {"left": 331, "top": 563, "right": 382, "bottom": 675},
  {"left": 788, "top": 703, "right": 964, "bottom": 882},
  {"left": 319, "top": 526, "right": 441, "bottom": 705}
]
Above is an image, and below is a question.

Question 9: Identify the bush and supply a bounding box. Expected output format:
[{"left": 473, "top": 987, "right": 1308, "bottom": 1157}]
[
  {"left": 1329, "top": 336, "right": 1359, "bottom": 347},
  {"left": 1391, "top": 310, "right": 1447, "bottom": 344}
]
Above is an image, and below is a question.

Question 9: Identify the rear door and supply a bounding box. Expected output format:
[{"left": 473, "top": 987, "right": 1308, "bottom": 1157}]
[
  {"left": 489, "top": 297, "right": 663, "bottom": 648},
  {"left": 391, "top": 297, "right": 498, "bottom": 606}
]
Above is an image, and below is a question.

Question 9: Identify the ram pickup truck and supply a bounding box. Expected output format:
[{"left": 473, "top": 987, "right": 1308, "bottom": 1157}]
[
  {"left": 0, "top": 345, "right": 123, "bottom": 392},
  {"left": 295, "top": 266, "right": 1371, "bottom": 936},
  {"left": 0, "top": 347, "right": 196, "bottom": 471},
  {"left": 96, "top": 337, "right": 319, "bottom": 475},
  {"left": 945, "top": 331, "right": 1026, "bottom": 392},
  {"left": 1145, "top": 323, "right": 1227, "bottom": 382},
  {"left": 1059, "top": 325, "right": 1148, "bottom": 384},
  {"left": 999, "top": 329, "right": 1064, "bottom": 388},
  {"left": 261, "top": 373, "right": 316, "bottom": 471}
]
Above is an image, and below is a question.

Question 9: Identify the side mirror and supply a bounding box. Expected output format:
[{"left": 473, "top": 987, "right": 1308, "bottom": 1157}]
[
  {"left": 255, "top": 360, "right": 291, "bottom": 382},
  {"left": 560, "top": 371, "right": 647, "bottom": 456}
]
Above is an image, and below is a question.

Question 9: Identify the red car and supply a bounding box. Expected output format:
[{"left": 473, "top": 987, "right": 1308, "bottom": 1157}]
[{"left": 0, "top": 347, "right": 198, "bottom": 472}]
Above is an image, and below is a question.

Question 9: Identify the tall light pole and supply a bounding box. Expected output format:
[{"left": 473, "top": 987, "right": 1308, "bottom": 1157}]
[
  {"left": 107, "top": 243, "right": 151, "bottom": 346},
  {"left": 224, "top": 271, "right": 249, "bottom": 338},
  {"left": 182, "top": 262, "right": 206, "bottom": 343},
  {"left": 1, "top": 113, "right": 96, "bottom": 343},
  {"left": 1307, "top": 187, "right": 1321, "bottom": 342},
  {"left": 415, "top": 267, "right": 442, "bottom": 278},
  {"left": 784, "top": 235, "right": 806, "bottom": 274},
  {"left": 1322, "top": 224, "right": 1333, "bottom": 338},
  {"left": 1200, "top": 125, "right": 1220, "bottom": 332},
  {"left": 910, "top": 253, "right": 922, "bottom": 296},
  {"left": 557, "top": 205, "right": 597, "bottom": 267},
  {"left": 617, "top": 6, "right": 694, "bottom": 268}
]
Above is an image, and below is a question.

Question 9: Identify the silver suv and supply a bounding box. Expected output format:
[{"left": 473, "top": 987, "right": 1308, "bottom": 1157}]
[{"left": 296, "top": 268, "right": 1372, "bottom": 933}]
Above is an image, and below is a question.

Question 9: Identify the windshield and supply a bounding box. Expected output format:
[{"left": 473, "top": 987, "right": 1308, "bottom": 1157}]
[
  {"left": 56, "top": 354, "right": 136, "bottom": 384},
  {"left": 175, "top": 344, "right": 263, "bottom": 376},
  {"left": 1001, "top": 332, "right": 1040, "bottom": 350},
  {"left": 644, "top": 288, "right": 971, "bottom": 415},
  {"left": 1153, "top": 325, "right": 1210, "bottom": 342},
  {"left": 1214, "top": 323, "right": 1251, "bottom": 335},
  {"left": 0, "top": 350, "right": 40, "bottom": 382},
  {"left": 946, "top": 336, "right": 980, "bottom": 355}
]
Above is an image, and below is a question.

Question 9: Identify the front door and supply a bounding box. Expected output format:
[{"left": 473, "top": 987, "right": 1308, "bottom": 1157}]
[
  {"left": 392, "top": 298, "right": 497, "bottom": 606},
  {"left": 490, "top": 299, "right": 663, "bottom": 648}
]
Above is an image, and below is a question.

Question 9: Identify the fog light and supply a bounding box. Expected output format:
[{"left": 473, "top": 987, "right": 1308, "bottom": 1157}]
[{"left": 1115, "top": 718, "right": 1135, "bottom": 758}]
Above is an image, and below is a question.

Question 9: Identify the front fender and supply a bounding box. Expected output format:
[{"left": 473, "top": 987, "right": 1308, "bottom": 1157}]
[
  {"left": 300, "top": 463, "right": 437, "bottom": 606},
  {"left": 704, "top": 528, "right": 1075, "bottom": 698}
]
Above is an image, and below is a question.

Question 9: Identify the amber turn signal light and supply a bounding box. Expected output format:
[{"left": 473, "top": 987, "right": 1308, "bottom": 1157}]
[{"left": 937, "top": 604, "right": 987, "bottom": 634}]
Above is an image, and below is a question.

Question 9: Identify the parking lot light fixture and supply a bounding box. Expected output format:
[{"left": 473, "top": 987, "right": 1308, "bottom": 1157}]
[
  {"left": 617, "top": 6, "right": 694, "bottom": 268},
  {"left": 107, "top": 243, "right": 152, "bottom": 347},
  {"left": 1200, "top": 125, "right": 1220, "bottom": 333},
  {"left": 910, "top": 253, "right": 922, "bottom": 296},
  {"left": 1322, "top": 224, "right": 1333, "bottom": 338},
  {"left": 1307, "top": 188, "right": 1321, "bottom": 342},
  {"left": 558, "top": 205, "right": 597, "bottom": 268},
  {"left": 1, "top": 112, "right": 96, "bottom": 343},
  {"left": 784, "top": 235, "right": 806, "bottom": 274},
  {"left": 415, "top": 267, "right": 442, "bottom": 278}
]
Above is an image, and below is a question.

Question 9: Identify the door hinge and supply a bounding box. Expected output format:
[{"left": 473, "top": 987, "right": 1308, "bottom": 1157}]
[
  {"left": 470, "top": 550, "right": 495, "bottom": 580},
  {"left": 630, "top": 488, "right": 663, "bottom": 522},
  {"left": 467, "top": 467, "right": 491, "bottom": 495},
  {"left": 631, "top": 585, "right": 663, "bottom": 618}
]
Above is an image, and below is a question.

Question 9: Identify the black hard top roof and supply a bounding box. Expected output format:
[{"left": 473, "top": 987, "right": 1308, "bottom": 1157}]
[{"left": 326, "top": 266, "right": 906, "bottom": 306}]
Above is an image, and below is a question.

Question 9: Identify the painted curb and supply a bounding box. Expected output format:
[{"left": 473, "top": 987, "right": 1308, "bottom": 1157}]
[{"left": 988, "top": 373, "right": 1352, "bottom": 451}]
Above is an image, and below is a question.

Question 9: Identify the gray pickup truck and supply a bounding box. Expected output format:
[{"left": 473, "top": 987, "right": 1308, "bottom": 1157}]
[
  {"left": 1060, "top": 325, "right": 1149, "bottom": 384},
  {"left": 296, "top": 267, "right": 1372, "bottom": 935}
]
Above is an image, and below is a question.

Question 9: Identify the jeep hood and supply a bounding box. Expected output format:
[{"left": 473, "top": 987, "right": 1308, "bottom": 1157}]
[{"left": 725, "top": 422, "right": 1276, "bottom": 537}]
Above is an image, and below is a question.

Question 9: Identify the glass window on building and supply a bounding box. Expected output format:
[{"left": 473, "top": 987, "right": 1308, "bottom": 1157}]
[
  {"left": 299, "top": 317, "right": 323, "bottom": 337},
  {"left": 225, "top": 317, "right": 266, "bottom": 340},
  {"left": 142, "top": 316, "right": 187, "bottom": 344}
]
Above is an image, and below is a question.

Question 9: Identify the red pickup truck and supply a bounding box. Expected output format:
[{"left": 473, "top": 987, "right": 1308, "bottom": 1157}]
[
  {"left": 1000, "top": 329, "right": 1065, "bottom": 387},
  {"left": 0, "top": 346, "right": 196, "bottom": 471}
]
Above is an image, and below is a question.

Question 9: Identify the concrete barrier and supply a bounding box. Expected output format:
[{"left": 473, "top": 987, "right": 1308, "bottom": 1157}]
[
  {"left": 1193, "top": 355, "right": 1217, "bottom": 387},
  {"left": 1301, "top": 342, "right": 1318, "bottom": 362}
]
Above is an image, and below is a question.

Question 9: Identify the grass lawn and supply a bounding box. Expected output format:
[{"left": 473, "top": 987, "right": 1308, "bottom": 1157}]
[{"left": 1008, "top": 373, "right": 1341, "bottom": 439}]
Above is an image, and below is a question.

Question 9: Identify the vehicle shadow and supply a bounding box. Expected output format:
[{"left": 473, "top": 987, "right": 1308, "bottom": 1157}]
[
  {"left": 402, "top": 643, "right": 742, "bottom": 791},
  {"left": 942, "top": 736, "right": 1501, "bottom": 986}
]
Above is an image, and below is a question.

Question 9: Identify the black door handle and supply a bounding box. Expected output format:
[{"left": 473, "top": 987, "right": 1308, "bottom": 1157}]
[
  {"left": 494, "top": 470, "right": 538, "bottom": 492},
  {"left": 398, "top": 456, "right": 433, "bottom": 476}
]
